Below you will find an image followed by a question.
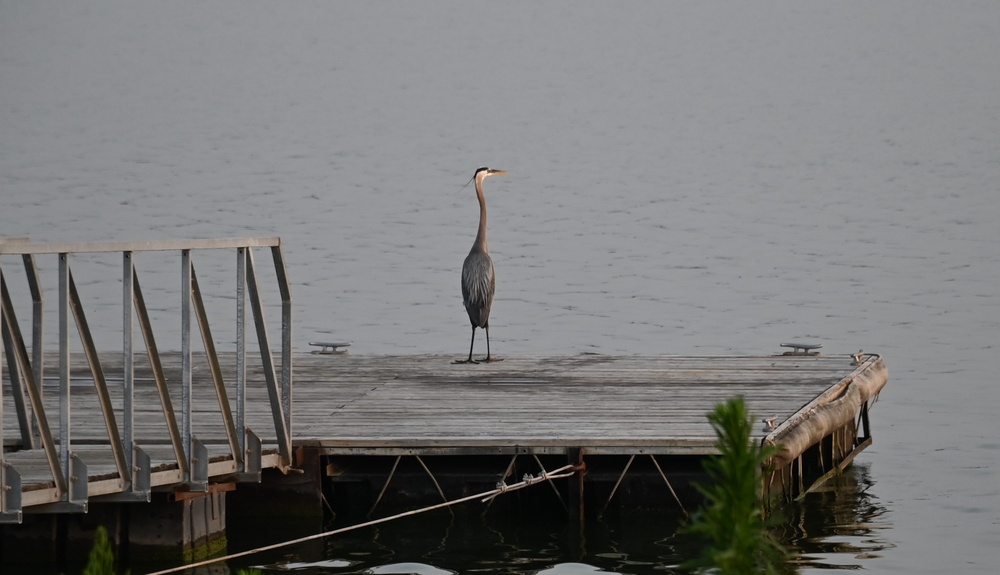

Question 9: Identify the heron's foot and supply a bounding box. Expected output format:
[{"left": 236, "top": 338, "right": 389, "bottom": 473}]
[
  {"left": 483, "top": 356, "right": 503, "bottom": 363},
  {"left": 452, "top": 358, "right": 479, "bottom": 365}
]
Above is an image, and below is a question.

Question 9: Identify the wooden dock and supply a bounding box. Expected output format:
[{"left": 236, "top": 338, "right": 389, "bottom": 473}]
[
  {"left": 292, "top": 351, "right": 887, "bottom": 513},
  {"left": 3, "top": 351, "right": 888, "bottom": 506},
  {"left": 0, "top": 238, "right": 891, "bottom": 565},
  {"left": 1, "top": 348, "right": 888, "bottom": 567},
  {"left": 293, "top": 352, "right": 883, "bottom": 455}
]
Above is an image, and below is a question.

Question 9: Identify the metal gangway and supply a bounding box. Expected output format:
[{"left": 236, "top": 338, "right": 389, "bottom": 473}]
[{"left": 1, "top": 238, "right": 293, "bottom": 524}]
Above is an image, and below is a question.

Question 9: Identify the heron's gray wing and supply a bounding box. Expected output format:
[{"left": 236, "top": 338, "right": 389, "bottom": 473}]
[{"left": 462, "top": 251, "right": 495, "bottom": 328}]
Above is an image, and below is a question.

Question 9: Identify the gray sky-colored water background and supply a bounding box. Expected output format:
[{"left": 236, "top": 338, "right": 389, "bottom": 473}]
[{"left": 2, "top": 2, "right": 999, "bottom": 573}]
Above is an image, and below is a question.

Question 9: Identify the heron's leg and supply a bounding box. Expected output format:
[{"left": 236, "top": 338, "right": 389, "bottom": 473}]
[
  {"left": 453, "top": 326, "right": 479, "bottom": 364},
  {"left": 485, "top": 325, "right": 491, "bottom": 361},
  {"left": 482, "top": 326, "right": 501, "bottom": 362},
  {"left": 469, "top": 326, "right": 477, "bottom": 363}
]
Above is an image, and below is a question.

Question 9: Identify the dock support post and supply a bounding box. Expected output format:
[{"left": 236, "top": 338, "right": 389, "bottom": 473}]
[
  {"left": 796, "top": 455, "right": 805, "bottom": 497},
  {"left": 58, "top": 253, "right": 72, "bottom": 501},
  {"left": 122, "top": 251, "right": 135, "bottom": 484},
  {"left": 567, "top": 448, "right": 585, "bottom": 561},
  {"left": 567, "top": 448, "right": 584, "bottom": 523},
  {"left": 859, "top": 401, "right": 872, "bottom": 443},
  {"left": 128, "top": 491, "right": 229, "bottom": 562},
  {"left": 180, "top": 249, "right": 194, "bottom": 487},
  {"left": 236, "top": 247, "right": 248, "bottom": 474},
  {"left": 227, "top": 448, "right": 324, "bottom": 554}
]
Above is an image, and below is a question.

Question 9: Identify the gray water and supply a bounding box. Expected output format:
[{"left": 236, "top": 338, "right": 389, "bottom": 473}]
[{"left": 2, "top": 1, "right": 999, "bottom": 573}]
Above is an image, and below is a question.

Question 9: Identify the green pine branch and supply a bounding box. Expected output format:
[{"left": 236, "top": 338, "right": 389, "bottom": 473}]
[{"left": 682, "top": 397, "right": 793, "bottom": 574}]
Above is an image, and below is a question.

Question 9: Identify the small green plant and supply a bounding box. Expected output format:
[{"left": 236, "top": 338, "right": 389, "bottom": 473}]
[
  {"left": 78, "top": 525, "right": 263, "bottom": 575},
  {"left": 82, "top": 525, "right": 127, "bottom": 575},
  {"left": 682, "top": 397, "right": 792, "bottom": 574}
]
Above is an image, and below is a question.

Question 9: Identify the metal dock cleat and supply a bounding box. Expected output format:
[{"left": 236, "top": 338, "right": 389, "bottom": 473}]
[
  {"left": 780, "top": 342, "right": 823, "bottom": 356},
  {"left": 309, "top": 341, "right": 352, "bottom": 355}
]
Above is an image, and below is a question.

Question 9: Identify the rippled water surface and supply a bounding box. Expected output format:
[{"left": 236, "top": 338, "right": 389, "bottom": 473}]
[
  {"left": 227, "top": 463, "right": 893, "bottom": 575},
  {"left": 2, "top": 1, "right": 999, "bottom": 573}
]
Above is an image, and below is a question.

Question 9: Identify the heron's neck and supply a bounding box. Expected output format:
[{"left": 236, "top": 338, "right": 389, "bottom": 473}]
[{"left": 473, "top": 181, "right": 488, "bottom": 252}]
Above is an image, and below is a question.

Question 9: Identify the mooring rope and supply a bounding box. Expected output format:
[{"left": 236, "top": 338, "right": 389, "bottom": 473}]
[{"left": 145, "top": 463, "right": 579, "bottom": 575}]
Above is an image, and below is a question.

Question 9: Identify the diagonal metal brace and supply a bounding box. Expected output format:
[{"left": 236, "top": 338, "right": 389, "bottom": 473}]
[
  {"left": 368, "top": 456, "right": 402, "bottom": 518},
  {"left": 599, "top": 454, "right": 688, "bottom": 517},
  {"left": 599, "top": 454, "right": 635, "bottom": 518},
  {"left": 367, "top": 455, "right": 452, "bottom": 518},
  {"left": 532, "top": 454, "right": 568, "bottom": 512}
]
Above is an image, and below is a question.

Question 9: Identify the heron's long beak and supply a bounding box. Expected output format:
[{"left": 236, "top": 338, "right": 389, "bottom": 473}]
[{"left": 488, "top": 169, "right": 507, "bottom": 176}]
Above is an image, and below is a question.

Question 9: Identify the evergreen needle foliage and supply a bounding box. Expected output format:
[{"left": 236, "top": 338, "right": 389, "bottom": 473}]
[
  {"left": 82, "top": 525, "right": 127, "bottom": 575},
  {"left": 78, "top": 524, "right": 264, "bottom": 575},
  {"left": 682, "top": 397, "right": 792, "bottom": 574}
]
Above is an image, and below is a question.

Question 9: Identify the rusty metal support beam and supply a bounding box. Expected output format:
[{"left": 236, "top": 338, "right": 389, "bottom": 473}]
[{"left": 567, "top": 448, "right": 585, "bottom": 525}]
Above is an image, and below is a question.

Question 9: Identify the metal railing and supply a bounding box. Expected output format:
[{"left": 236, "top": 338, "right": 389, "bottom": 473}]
[{"left": 1, "top": 238, "right": 292, "bottom": 523}]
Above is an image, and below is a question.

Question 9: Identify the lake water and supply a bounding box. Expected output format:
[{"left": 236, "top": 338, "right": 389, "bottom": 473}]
[{"left": 2, "top": 1, "right": 999, "bottom": 573}]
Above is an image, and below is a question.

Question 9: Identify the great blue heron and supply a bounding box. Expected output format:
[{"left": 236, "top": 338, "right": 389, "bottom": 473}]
[{"left": 456, "top": 167, "right": 506, "bottom": 363}]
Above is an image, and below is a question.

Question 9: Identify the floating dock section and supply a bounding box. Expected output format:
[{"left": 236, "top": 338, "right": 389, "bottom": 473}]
[
  {"left": 297, "top": 351, "right": 888, "bottom": 510},
  {"left": 4, "top": 352, "right": 888, "bottom": 522}
]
